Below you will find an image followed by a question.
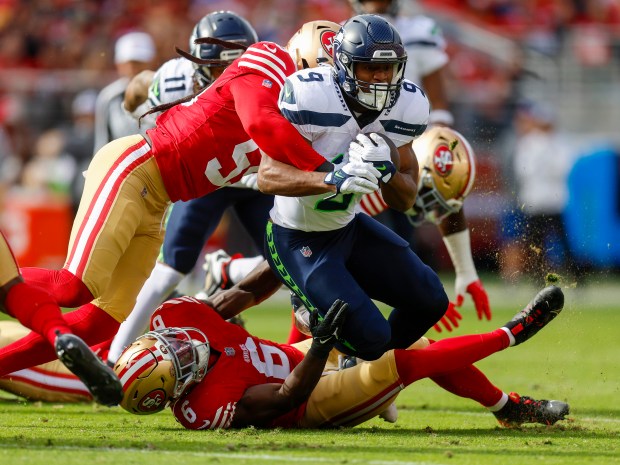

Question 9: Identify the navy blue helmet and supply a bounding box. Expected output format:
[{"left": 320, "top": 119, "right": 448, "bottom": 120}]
[
  {"left": 189, "top": 11, "right": 258, "bottom": 87},
  {"left": 333, "top": 14, "right": 407, "bottom": 110}
]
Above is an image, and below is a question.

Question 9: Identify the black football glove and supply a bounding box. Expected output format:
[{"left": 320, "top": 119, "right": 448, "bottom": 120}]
[{"left": 308, "top": 299, "right": 349, "bottom": 358}]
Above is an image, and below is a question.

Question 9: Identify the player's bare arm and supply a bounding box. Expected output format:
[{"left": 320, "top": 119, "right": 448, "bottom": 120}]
[
  {"left": 231, "top": 300, "right": 348, "bottom": 428},
  {"left": 205, "top": 260, "right": 280, "bottom": 320},
  {"left": 257, "top": 153, "right": 335, "bottom": 196},
  {"left": 123, "top": 70, "right": 155, "bottom": 113},
  {"left": 380, "top": 142, "right": 418, "bottom": 212}
]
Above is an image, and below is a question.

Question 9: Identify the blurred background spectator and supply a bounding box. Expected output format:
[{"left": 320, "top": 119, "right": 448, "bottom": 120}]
[
  {"left": 499, "top": 100, "right": 581, "bottom": 283},
  {"left": 0, "top": 0, "right": 619, "bottom": 279},
  {"left": 93, "top": 31, "right": 156, "bottom": 152}
]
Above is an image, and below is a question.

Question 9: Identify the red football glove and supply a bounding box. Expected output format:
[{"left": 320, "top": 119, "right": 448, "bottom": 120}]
[
  {"left": 433, "top": 302, "right": 463, "bottom": 333},
  {"left": 456, "top": 279, "right": 492, "bottom": 321}
]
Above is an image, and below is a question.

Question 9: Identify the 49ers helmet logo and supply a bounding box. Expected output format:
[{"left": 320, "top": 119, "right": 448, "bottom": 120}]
[
  {"left": 138, "top": 389, "right": 167, "bottom": 413},
  {"left": 433, "top": 144, "right": 454, "bottom": 177},
  {"left": 320, "top": 30, "right": 336, "bottom": 57}
]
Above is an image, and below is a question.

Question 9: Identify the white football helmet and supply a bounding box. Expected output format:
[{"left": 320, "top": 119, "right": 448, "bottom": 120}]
[
  {"left": 286, "top": 20, "right": 340, "bottom": 70},
  {"left": 408, "top": 126, "right": 477, "bottom": 225},
  {"left": 113, "top": 327, "right": 209, "bottom": 415}
]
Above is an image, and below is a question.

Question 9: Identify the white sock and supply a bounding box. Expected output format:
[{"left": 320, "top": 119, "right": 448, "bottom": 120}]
[
  {"left": 487, "top": 392, "right": 509, "bottom": 412},
  {"left": 500, "top": 326, "right": 516, "bottom": 347},
  {"left": 107, "top": 263, "right": 185, "bottom": 364},
  {"left": 228, "top": 255, "right": 264, "bottom": 285}
]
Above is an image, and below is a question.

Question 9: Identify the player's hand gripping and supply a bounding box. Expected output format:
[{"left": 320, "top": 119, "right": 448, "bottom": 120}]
[
  {"left": 324, "top": 162, "right": 380, "bottom": 198},
  {"left": 348, "top": 133, "right": 396, "bottom": 184},
  {"left": 308, "top": 299, "right": 349, "bottom": 358}
]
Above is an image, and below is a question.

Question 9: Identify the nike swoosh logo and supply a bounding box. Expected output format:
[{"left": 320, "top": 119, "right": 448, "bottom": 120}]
[
  {"left": 318, "top": 337, "right": 332, "bottom": 344},
  {"left": 376, "top": 164, "right": 387, "bottom": 171},
  {"left": 335, "top": 172, "right": 344, "bottom": 179},
  {"left": 265, "top": 44, "right": 277, "bottom": 53}
]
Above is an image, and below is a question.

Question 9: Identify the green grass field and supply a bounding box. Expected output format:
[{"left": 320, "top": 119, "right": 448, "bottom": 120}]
[{"left": 1, "top": 276, "right": 618, "bottom": 465}]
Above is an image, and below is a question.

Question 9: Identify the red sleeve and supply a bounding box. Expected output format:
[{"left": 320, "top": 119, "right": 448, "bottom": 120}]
[{"left": 229, "top": 74, "right": 326, "bottom": 172}]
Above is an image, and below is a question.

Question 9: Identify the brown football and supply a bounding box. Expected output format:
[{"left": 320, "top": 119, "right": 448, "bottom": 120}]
[{"left": 364, "top": 132, "right": 400, "bottom": 169}]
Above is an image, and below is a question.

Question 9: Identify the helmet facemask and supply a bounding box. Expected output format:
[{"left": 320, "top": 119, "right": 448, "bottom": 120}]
[
  {"left": 114, "top": 327, "right": 210, "bottom": 415},
  {"left": 408, "top": 170, "right": 464, "bottom": 226},
  {"left": 343, "top": 57, "right": 406, "bottom": 110},
  {"left": 334, "top": 15, "right": 407, "bottom": 111},
  {"left": 150, "top": 327, "right": 210, "bottom": 398},
  {"left": 406, "top": 127, "right": 477, "bottom": 226}
]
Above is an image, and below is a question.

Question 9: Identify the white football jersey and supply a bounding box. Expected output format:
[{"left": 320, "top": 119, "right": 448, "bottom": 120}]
[
  {"left": 270, "top": 66, "right": 429, "bottom": 232},
  {"left": 148, "top": 57, "right": 195, "bottom": 107},
  {"left": 393, "top": 15, "right": 448, "bottom": 85}
]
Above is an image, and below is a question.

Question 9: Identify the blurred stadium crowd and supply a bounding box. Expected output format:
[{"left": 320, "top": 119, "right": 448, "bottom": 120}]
[{"left": 1, "top": 0, "right": 619, "bottom": 283}]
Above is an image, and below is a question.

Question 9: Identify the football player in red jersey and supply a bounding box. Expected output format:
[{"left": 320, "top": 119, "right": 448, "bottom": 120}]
[
  {"left": 112, "top": 283, "right": 567, "bottom": 429},
  {"left": 0, "top": 231, "right": 121, "bottom": 405},
  {"left": 0, "top": 23, "right": 381, "bottom": 391},
  {"left": 0, "top": 261, "right": 568, "bottom": 428}
]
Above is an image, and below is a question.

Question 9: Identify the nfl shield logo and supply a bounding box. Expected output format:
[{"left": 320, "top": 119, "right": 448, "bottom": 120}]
[
  {"left": 300, "top": 246, "right": 312, "bottom": 258},
  {"left": 262, "top": 79, "right": 273, "bottom": 88},
  {"left": 224, "top": 347, "right": 235, "bottom": 357}
]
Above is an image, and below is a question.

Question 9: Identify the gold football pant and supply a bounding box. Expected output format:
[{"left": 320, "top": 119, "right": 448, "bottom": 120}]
[
  {"left": 293, "top": 340, "right": 405, "bottom": 428},
  {"left": 65, "top": 135, "right": 170, "bottom": 322},
  {"left": 0, "top": 231, "right": 20, "bottom": 288}
]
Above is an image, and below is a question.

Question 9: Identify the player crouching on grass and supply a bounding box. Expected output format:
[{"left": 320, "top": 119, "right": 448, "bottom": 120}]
[{"left": 110, "top": 285, "right": 568, "bottom": 429}]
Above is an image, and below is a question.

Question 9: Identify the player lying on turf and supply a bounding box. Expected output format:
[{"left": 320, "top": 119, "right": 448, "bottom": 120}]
[
  {"left": 0, "top": 281, "right": 569, "bottom": 428},
  {"left": 110, "top": 285, "right": 568, "bottom": 429}
]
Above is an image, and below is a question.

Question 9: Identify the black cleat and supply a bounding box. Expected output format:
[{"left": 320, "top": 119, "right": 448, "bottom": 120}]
[
  {"left": 494, "top": 392, "right": 570, "bottom": 427},
  {"left": 55, "top": 333, "right": 123, "bottom": 406},
  {"left": 503, "top": 285, "right": 564, "bottom": 346}
]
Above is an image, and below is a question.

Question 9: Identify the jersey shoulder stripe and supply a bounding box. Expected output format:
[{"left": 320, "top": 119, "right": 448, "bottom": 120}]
[{"left": 238, "top": 42, "right": 295, "bottom": 88}]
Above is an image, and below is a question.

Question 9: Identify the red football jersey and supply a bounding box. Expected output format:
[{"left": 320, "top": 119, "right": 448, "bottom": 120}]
[
  {"left": 147, "top": 42, "right": 326, "bottom": 202},
  {"left": 150, "top": 297, "right": 306, "bottom": 429}
]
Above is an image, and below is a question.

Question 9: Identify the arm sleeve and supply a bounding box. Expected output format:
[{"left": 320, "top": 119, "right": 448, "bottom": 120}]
[{"left": 229, "top": 74, "right": 326, "bottom": 172}]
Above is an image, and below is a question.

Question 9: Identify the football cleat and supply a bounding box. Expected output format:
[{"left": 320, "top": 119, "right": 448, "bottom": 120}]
[
  {"left": 503, "top": 285, "right": 564, "bottom": 346},
  {"left": 55, "top": 333, "right": 123, "bottom": 406},
  {"left": 494, "top": 392, "right": 570, "bottom": 427},
  {"left": 201, "top": 249, "right": 242, "bottom": 298}
]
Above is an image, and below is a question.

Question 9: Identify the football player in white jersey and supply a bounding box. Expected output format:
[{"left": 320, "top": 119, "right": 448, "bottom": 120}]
[
  {"left": 204, "top": 4, "right": 490, "bottom": 333},
  {"left": 256, "top": 14, "right": 449, "bottom": 361},
  {"left": 349, "top": 1, "right": 491, "bottom": 327}
]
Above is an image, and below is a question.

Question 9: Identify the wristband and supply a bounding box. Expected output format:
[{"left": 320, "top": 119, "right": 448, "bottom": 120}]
[{"left": 442, "top": 229, "right": 478, "bottom": 282}]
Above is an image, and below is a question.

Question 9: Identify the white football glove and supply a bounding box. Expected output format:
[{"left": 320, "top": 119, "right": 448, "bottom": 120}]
[
  {"left": 324, "top": 161, "right": 380, "bottom": 198},
  {"left": 230, "top": 173, "right": 259, "bottom": 190},
  {"left": 348, "top": 133, "right": 392, "bottom": 163}
]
